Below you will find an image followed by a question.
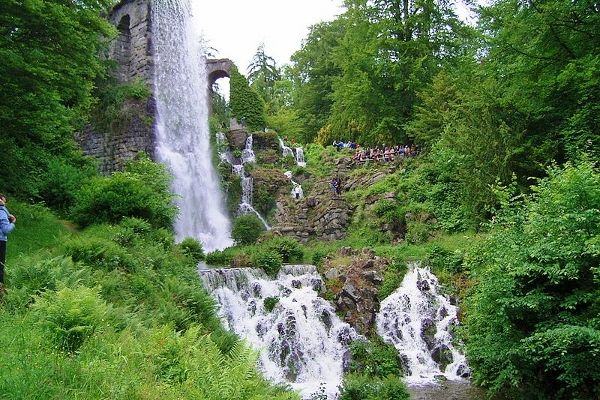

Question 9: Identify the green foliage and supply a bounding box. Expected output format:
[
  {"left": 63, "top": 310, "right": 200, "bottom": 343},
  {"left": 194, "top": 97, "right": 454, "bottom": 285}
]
[
  {"left": 229, "top": 65, "right": 266, "bottom": 131},
  {"left": 348, "top": 339, "right": 405, "bottom": 378},
  {"left": 232, "top": 214, "right": 266, "bottom": 245},
  {"left": 263, "top": 296, "right": 279, "bottom": 312},
  {"left": 263, "top": 236, "right": 304, "bottom": 263},
  {"left": 339, "top": 373, "right": 409, "bottom": 400},
  {"left": 0, "top": 0, "right": 115, "bottom": 199},
  {"left": 425, "top": 245, "right": 464, "bottom": 274},
  {"left": 254, "top": 185, "right": 276, "bottom": 215},
  {"left": 252, "top": 249, "right": 283, "bottom": 277},
  {"left": 71, "top": 155, "right": 176, "bottom": 229},
  {"left": 379, "top": 261, "right": 407, "bottom": 300},
  {"left": 91, "top": 78, "right": 151, "bottom": 135},
  {"left": 178, "top": 237, "right": 205, "bottom": 263},
  {"left": 62, "top": 236, "right": 137, "bottom": 272},
  {"left": 32, "top": 286, "right": 115, "bottom": 353},
  {"left": 465, "top": 161, "right": 600, "bottom": 399}
]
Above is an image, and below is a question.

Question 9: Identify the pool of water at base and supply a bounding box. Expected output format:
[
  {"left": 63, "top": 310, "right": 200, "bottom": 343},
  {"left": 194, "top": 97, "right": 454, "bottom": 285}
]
[{"left": 408, "top": 381, "right": 486, "bottom": 400}]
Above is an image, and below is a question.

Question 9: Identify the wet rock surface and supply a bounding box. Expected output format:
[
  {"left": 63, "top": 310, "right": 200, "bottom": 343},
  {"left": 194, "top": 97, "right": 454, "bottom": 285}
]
[{"left": 320, "top": 248, "right": 388, "bottom": 335}]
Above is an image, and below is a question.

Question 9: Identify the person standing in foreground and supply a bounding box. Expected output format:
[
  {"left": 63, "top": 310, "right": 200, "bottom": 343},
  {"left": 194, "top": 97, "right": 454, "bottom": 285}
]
[{"left": 0, "top": 194, "right": 16, "bottom": 290}]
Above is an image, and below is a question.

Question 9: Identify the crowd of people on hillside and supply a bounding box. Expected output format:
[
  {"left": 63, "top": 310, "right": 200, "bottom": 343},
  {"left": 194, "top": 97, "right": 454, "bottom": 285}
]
[{"left": 332, "top": 140, "right": 419, "bottom": 163}]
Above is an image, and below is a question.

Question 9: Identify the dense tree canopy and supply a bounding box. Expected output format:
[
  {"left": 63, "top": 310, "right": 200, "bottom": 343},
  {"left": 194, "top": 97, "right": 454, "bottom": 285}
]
[{"left": 0, "top": 0, "right": 115, "bottom": 198}]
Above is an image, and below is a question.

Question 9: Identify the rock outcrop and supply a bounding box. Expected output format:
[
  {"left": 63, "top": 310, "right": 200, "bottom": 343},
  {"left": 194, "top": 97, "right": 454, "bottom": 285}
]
[{"left": 320, "top": 248, "right": 388, "bottom": 335}]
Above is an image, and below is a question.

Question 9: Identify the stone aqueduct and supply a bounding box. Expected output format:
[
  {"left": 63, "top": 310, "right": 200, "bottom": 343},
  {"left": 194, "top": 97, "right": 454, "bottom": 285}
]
[{"left": 76, "top": 0, "right": 234, "bottom": 173}]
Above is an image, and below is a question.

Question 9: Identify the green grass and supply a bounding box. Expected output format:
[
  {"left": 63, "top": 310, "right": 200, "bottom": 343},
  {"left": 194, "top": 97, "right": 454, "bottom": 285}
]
[{"left": 6, "top": 200, "right": 73, "bottom": 257}]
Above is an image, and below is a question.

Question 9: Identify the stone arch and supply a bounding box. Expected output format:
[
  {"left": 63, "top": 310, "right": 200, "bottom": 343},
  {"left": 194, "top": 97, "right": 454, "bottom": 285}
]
[
  {"left": 207, "top": 58, "right": 235, "bottom": 88},
  {"left": 114, "top": 14, "right": 132, "bottom": 81}
]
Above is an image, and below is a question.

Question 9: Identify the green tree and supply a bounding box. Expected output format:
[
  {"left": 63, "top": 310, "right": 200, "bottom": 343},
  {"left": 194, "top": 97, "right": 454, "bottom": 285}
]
[
  {"left": 247, "top": 43, "right": 280, "bottom": 107},
  {"left": 0, "top": 0, "right": 115, "bottom": 198},
  {"left": 324, "top": 0, "right": 468, "bottom": 145},
  {"left": 289, "top": 19, "right": 346, "bottom": 142},
  {"left": 478, "top": 0, "right": 600, "bottom": 163},
  {"left": 465, "top": 161, "right": 600, "bottom": 399},
  {"left": 229, "top": 66, "right": 266, "bottom": 131}
]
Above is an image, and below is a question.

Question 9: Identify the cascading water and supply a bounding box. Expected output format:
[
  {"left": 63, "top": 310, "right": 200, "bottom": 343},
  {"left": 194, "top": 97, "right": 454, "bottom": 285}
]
[
  {"left": 295, "top": 147, "right": 306, "bottom": 167},
  {"left": 278, "top": 137, "right": 295, "bottom": 158},
  {"left": 376, "top": 263, "right": 470, "bottom": 384},
  {"left": 232, "top": 164, "right": 270, "bottom": 229},
  {"left": 199, "top": 265, "right": 357, "bottom": 399},
  {"left": 242, "top": 135, "right": 256, "bottom": 164},
  {"left": 152, "top": 0, "right": 232, "bottom": 251},
  {"left": 284, "top": 171, "right": 304, "bottom": 199}
]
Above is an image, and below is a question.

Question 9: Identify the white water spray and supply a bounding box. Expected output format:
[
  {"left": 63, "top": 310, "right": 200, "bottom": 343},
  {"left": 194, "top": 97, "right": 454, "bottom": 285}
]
[
  {"left": 284, "top": 171, "right": 304, "bottom": 199},
  {"left": 152, "top": 0, "right": 232, "bottom": 251},
  {"left": 242, "top": 135, "right": 256, "bottom": 164},
  {"left": 295, "top": 147, "right": 306, "bottom": 167},
  {"left": 232, "top": 164, "right": 270, "bottom": 229},
  {"left": 376, "top": 263, "right": 470, "bottom": 384},
  {"left": 278, "top": 137, "right": 294, "bottom": 158},
  {"left": 199, "top": 265, "right": 357, "bottom": 399}
]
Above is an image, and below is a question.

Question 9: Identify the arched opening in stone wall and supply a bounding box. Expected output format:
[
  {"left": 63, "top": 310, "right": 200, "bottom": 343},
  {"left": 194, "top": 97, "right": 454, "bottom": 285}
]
[
  {"left": 114, "top": 14, "right": 132, "bottom": 81},
  {"left": 210, "top": 76, "right": 231, "bottom": 130}
]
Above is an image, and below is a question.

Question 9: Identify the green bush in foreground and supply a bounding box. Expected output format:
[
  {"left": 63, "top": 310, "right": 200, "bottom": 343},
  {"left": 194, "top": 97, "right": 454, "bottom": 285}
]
[
  {"left": 70, "top": 155, "right": 176, "bottom": 229},
  {"left": 339, "top": 373, "right": 409, "bottom": 400},
  {"left": 465, "top": 161, "right": 600, "bottom": 399},
  {"left": 232, "top": 214, "right": 266, "bottom": 245}
]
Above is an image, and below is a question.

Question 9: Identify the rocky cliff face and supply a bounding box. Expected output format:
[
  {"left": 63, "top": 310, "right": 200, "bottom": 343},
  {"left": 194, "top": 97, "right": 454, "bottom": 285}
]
[{"left": 320, "top": 247, "right": 388, "bottom": 336}]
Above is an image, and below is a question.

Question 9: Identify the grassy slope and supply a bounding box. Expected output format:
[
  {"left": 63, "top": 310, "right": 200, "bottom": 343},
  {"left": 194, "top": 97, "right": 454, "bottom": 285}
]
[{"left": 0, "top": 201, "right": 299, "bottom": 400}]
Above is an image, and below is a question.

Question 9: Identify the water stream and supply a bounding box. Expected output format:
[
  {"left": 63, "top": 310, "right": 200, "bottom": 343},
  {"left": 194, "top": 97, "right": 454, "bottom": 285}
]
[
  {"left": 152, "top": 0, "right": 232, "bottom": 251},
  {"left": 376, "top": 263, "right": 470, "bottom": 385},
  {"left": 295, "top": 147, "right": 306, "bottom": 167},
  {"left": 199, "top": 265, "right": 357, "bottom": 399}
]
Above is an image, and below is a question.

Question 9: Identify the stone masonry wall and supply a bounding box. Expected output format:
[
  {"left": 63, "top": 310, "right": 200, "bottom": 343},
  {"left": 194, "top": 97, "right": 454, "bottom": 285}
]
[{"left": 76, "top": 0, "right": 155, "bottom": 174}]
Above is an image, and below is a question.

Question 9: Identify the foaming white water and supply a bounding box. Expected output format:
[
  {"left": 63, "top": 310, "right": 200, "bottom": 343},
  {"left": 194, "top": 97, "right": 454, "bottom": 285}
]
[
  {"left": 152, "top": 0, "right": 232, "bottom": 251},
  {"left": 242, "top": 135, "right": 256, "bottom": 163},
  {"left": 200, "top": 265, "right": 357, "bottom": 399},
  {"left": 295, "top": 147, "right": 306, "bottom": 167},
  {"left": 232, "top": 164, "right": 270, "bottom": 229},
  {"left": 278, "top": 137, "right": 294, "bottom": 158},
  {"left": 376, "top": 263, "right": 470, "bottom": 385},
  {"left": 284, "top": 171, "right": 304, "bottom": 199}
]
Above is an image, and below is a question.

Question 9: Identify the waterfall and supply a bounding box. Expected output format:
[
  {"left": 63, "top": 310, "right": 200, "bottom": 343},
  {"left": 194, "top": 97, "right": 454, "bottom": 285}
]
[
  {"left": 278, "top": 137, "right": 294, "bottom": 158},
  {"left": 242, "top": 135, "right": 256, "bottom": 164},
  {"left": 284, "top": 171, "right": 304, "bottom": 199},
  {"left": 199, "top": 265, "right": 357, "bottom": 399},
  {"left": 232, "top": 164, "right": 270, "bottom": 229},
  {"left": 295, "top": 147, "right": 306, "bottom": 167},
  {"left": 152, "top": 0, "right": 232, "bottom": 251},
  {"left": 376, "top": 263, "right": 470, "bottom": 384}
]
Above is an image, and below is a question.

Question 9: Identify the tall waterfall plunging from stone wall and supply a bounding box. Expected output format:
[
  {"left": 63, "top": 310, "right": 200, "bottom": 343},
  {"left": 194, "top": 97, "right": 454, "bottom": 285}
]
[
  {"left": 376, "top": 263, "right": 470, "bottom": 384},
  {"left": 200, "top": 265, "right": 357, "bottom": 399},
  {"left": 152, "top": 0, "right": 232, "bottom": 251}
]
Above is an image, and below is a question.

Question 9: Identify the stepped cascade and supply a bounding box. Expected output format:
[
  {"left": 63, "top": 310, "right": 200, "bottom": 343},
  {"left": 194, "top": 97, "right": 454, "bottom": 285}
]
[
  {"left": 295, "top": 147, "right": 306, "bottom": 167},
  {"left": 232, "top": 164, "right": 270, "bottom": 229},
  {"left": 284, "top": 171, "right": 304, "bottom": 199},
  {"left": 199, "top": 265, "right": 357, "bottom": 399},
  {"left": 216, "top": 131, "right": 270, "bottom": 229},
  {"left": 278, "top": 137, "right": 295, "bottom": 158},
  {"left": 376, "top": 263, "right": 470, "bottom": 384},
  {"left": 152, "top": 0, "right": 232, "bottom": 251}
]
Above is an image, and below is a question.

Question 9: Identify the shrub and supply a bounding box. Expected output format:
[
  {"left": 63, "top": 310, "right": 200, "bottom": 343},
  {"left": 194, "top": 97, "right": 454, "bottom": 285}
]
[
  {"left": 425, "top": 245, "right": 464, "bottom": 273},
  {"left": 178, "top": 237, "right": 205, "bottom": 263},
  {"left": 252, "top": 249, "right": 282, "bottom": 277},
  {"left": 348, "top": 339, "right": 404, "bottom": 378},
  {"left": 232, "top": 214, "right": 266, "bottom": 245},
  {"left": 339, "top": 373, "right": 409, "bottom": 400},
  {"left": 71, "top": 155, "right": 176, "bottom": 229},
  {"left": 63, "top": 237, "right": 137, "bottom": 272},
  {"left": 263, "top": 296, "right": 279, "bottom": 312},
  {"left": 465, "top": 161, "right": 600, "bottom": 399},
  {"left": 32, "top": 286, "right": 114, "bottom": 353},
  {"left": 264, "top": 236, "right": 304, "bottom": 263}
]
